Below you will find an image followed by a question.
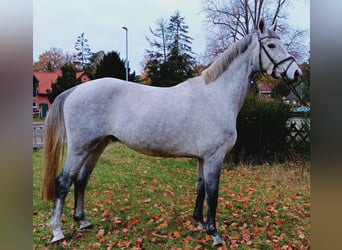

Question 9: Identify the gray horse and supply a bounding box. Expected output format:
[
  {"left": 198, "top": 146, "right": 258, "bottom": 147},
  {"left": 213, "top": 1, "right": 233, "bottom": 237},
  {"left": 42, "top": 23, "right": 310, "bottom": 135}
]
[{"left": 42, "top": 18, "right": 301, "bottom": 246}]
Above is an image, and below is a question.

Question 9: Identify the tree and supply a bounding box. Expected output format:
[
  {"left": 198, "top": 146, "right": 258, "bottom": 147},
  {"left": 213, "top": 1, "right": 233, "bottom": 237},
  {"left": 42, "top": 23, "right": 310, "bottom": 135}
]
[
  {"left": 271, "top": 59, "right": 309, "bottom": 101},
  {"left": 145, "top": 11, "right": 196, "bottom": 87},
  {"left": 294, "top": 59, "right": 310, "bottom": 103},
  {"left": 202, "top": 0, "right": 309, "bottom": 63},
  {"left": 94, "top": 51, "right": 136, "bottom": 81},
  {"left": 46, "top": 64, "right": 81, "bottom": 103},
  {"left": 167, "top": 11, "right": 194, "bottom": 57},
  {"left": 146, "top": 18, "right": 168, "bottom": 63},
  {"left": 33, "top": 47, "right": 65, "bottom": 72},
  {"left": 271, "top": 80, "right": 291, "bottom": 99},
  {"left": 74, "top": 32, "right": 92, "bottom": 68}
]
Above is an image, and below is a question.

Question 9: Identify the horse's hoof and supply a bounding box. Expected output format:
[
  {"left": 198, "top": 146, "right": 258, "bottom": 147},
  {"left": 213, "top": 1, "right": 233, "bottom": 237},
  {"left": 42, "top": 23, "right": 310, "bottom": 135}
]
[
  {"left": 79, "top": 219, "right": 93, "bottom": 229},
  {"left": 51, "top": 238, "right": 65, "bottom": 244},
  {"left": 211, "top": 232, "right": 223, "bottom": 247},
  {"left": 51, "top": 229, "right": 65, "bottom": 243},
  {"left": 51, "top": 234, "right": 65, "bottom": 244},
  {"left": 80, "top": 224, "right": 93, "bottom": 230}
]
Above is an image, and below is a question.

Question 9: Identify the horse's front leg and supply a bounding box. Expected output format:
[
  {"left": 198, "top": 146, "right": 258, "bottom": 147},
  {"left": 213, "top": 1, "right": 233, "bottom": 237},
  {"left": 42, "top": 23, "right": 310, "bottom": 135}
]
[
  {"left": 203, "top": 156, "right": 224, "bottom": 246},
  {"left": 193, "top": 159, "right": 206, "bottom": 229}
]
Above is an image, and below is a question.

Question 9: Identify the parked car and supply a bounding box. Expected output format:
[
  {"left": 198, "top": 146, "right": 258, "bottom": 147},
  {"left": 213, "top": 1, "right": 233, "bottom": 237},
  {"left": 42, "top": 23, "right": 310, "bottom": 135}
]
[{"left": 292, "top": 106, "right": 310, "bottom": 115}]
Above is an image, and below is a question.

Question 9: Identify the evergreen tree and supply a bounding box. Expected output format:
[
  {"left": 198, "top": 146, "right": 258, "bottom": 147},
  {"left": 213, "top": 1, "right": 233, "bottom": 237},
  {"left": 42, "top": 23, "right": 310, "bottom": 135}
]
[
  {"left": 95, "top": 51, "right": 136, "bottom": 81},
  {"left": 145, "top": 11, "right": 196, "bottom": 87},
  {"left": 271, "top": 80, "right": 291, "bottom": 100},
  {"left": 47, "top": 64, "right": 81, "bottom": 103},
  {"left": 167, "top": 11, "right": 193, "bottom": 58},
  {"left": 74, "top": 32, "right": 92, "bottom": 68}
]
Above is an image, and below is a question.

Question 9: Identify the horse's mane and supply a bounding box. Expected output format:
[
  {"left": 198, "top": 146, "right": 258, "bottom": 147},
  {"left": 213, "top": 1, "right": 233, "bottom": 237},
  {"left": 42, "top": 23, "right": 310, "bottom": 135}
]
[{"left": 202, "top": 33, "right": 253, "bottom": 84}]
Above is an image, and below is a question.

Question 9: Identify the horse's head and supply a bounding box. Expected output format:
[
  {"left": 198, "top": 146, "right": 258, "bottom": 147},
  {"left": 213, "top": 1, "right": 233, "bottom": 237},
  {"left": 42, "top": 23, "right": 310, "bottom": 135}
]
[{"left": 256, "top": 18, "right": 302, "bottom": 83}]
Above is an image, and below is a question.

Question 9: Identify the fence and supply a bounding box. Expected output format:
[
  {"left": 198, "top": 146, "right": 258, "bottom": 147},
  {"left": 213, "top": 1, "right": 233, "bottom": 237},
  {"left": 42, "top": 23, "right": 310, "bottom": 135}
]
[
  {"left": 286, "top": 118, "right": 310, "bottom": 155},
  {"left": 33, "top": 119, "right": 310, "bottom": 156},
  {"left": 33, "top": 123, "right": 44, "bottom": 148}
]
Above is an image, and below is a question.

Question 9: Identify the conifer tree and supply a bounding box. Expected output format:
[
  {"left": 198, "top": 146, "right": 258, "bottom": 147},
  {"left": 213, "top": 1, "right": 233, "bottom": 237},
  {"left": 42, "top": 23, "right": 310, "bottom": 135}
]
[
  {"left": 95, "top": 51, "right": 136, "bottom": 81},
  {"left": 47, "top": 64, "right": 81, "bottom": 103},
  {"left": 145, "top": 11, "right": 196, "bottom": 87},
  {"left": 74, "top": 32, "right": 92, "bottom": 68}
]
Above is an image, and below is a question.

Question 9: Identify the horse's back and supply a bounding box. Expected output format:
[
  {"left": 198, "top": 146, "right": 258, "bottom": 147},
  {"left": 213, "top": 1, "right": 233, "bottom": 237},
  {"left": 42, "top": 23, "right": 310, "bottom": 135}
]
[{"left": 62, "top": 77, "right": 206, "bottom": 156}]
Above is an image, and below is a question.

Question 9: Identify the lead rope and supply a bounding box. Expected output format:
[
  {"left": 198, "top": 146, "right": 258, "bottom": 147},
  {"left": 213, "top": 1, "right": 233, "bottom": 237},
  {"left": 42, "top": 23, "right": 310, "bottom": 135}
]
[{"left": 283, "top": 78, "right": 310, "bottom": 108}]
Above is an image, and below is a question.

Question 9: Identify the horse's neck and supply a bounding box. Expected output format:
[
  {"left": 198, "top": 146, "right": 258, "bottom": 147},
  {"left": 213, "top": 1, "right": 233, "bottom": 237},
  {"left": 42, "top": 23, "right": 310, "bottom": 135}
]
[{"left": 212, "top": 48, "right": 254, "bottom": 115}]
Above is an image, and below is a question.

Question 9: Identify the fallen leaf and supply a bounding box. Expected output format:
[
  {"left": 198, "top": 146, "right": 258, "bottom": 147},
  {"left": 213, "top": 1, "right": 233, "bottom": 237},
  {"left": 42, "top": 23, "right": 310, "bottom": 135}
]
[
  {"left": 267, "top": 230, "right": 274, "bottom": 239},
  {"left": 299, "top": 233, "right": 305, "bottom": 239},
  {"left": 173, "top": 230, "right": 180, "bottom": 238},
  {"left": 131, "top": 217, "right": 141, "bottom": 224},
  {"left": 96, "top": 229, "right": 105, "bottom": 239},
  {"left": 92, "top": 242, "right": 101, "bottom": 248}
]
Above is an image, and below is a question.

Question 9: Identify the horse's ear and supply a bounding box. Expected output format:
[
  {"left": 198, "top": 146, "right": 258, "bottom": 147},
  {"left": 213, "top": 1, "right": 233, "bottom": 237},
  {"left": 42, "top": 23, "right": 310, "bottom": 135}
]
[
  {"left": 258, "top": 18, "right": 265, "bottom": 33},
  {"left": 270, "top": 20, "right": 277, "bottom": 31}
]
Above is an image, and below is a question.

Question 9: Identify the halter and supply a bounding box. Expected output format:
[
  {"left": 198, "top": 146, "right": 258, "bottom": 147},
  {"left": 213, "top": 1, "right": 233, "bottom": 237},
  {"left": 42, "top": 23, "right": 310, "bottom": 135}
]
[{"left": 257, "top": 32, "right": 295, "bottom": 79}]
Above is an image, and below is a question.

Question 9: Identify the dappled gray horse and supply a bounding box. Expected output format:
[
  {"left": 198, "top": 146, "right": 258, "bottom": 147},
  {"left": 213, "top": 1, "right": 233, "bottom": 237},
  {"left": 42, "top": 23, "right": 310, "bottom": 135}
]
[{"left": 42, "top": 18, "right": 301, "bottom": 246}]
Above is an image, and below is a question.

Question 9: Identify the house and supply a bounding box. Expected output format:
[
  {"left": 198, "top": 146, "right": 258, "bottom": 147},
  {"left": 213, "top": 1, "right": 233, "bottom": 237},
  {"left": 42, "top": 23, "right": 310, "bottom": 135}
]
[
  {"left": 258, "top": 84, "right": 272, "bottom": 98},
  {"left": 284, "top": 91, "right": 299, "bottom": 106},
  {"left": 76, "top": 72, "right": 91, "bottom": 83},
  {"left": 33, "top": 71, "right": 91, "bottom": 118}
]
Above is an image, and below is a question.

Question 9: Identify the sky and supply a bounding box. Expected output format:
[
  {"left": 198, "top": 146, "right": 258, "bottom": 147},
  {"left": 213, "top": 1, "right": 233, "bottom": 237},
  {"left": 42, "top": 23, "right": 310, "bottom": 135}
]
[{"left": 33, "top": 0, "right": 310, "bottom": 74}]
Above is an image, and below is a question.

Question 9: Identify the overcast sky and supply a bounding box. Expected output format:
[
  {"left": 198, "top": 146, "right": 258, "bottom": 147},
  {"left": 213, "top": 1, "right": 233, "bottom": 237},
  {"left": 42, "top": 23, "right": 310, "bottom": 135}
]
[{"left": 33, "top": 0, "right": 309, "bottom": 74}]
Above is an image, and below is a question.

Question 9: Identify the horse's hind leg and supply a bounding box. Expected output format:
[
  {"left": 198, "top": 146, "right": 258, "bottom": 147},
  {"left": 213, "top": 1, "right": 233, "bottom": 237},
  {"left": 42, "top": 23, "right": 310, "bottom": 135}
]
[
  {"left": 50, "top": 150, "right": 90, "bottom": 243},
  {"left": 193, "top": 159, "right": 206, "bottom": 229},
  {"left": 73, "top": 137, "right": 111, "bottom": 229}
]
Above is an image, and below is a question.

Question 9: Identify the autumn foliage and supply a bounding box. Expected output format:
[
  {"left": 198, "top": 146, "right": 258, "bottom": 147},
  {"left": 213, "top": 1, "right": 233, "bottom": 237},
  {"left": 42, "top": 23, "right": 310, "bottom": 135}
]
[{"left": 33, "top": 143, "right": 309, "bottom": 249}]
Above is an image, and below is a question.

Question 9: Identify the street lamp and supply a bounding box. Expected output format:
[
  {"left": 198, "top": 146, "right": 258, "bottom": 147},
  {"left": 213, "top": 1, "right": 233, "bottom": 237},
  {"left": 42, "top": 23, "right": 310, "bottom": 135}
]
[{"left": 122, "top": 26, "right": 128, "bottom": 81}]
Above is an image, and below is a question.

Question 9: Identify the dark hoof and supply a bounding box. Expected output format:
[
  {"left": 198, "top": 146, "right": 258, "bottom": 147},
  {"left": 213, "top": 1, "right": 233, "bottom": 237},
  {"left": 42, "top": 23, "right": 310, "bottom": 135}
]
[
  {"left": 51, "top": 238, "right": 65, "bottom": 244},
  {"left": 213, "top": 242, "right": 223, "bottom": 247},
  {"left": 80, "top": 224, "right": 93, "bottom": 230}
]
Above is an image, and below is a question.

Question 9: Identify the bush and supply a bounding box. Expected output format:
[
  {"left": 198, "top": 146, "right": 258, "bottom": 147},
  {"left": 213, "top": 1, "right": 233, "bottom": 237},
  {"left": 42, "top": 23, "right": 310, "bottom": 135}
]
[{"left": 228, "top": 96, "right": 292, "bottom": 164}]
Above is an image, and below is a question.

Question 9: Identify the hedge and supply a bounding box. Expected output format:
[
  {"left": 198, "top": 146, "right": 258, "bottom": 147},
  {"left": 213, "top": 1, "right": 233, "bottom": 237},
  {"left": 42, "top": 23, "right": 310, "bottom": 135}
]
[{"left": 228, "top": 96, "right": 292, "bottom": 164}]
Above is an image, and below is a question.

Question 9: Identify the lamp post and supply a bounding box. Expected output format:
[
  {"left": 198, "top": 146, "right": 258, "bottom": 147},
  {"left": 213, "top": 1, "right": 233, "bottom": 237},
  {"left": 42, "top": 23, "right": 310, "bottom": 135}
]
[{"left": 122, "top": 26, "right": 128, "bottom": 81}]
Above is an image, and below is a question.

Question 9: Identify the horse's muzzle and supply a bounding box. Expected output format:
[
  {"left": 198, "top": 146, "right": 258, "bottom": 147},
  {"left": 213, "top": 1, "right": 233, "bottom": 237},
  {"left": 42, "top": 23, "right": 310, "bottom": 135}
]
[{"left": 281, "top": 69, "right": 301, "bottom": 85}]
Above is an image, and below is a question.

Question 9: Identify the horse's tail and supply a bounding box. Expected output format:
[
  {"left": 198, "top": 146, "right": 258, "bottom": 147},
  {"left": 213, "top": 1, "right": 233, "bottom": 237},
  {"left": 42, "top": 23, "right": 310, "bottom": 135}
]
[{"left": 42, "top": 90, "right": 72, "bottom": 201}]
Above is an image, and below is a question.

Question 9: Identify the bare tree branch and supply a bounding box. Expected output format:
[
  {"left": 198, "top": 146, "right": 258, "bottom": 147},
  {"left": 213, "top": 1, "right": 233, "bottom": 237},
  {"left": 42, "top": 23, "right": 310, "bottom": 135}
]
[{"left": 202, "top": 0, "right": 309, "bottom": 63}]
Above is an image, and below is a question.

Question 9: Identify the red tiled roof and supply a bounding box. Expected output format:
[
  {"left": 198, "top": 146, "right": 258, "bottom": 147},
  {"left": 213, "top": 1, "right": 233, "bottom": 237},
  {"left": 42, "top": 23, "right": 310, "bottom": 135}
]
[
  {"left": 33, "top": 71, "right": 61, "bottom": 94},
  {"left": 258, "top": 84, "right": 272, "bottom": 92},
  {"left": 76, "top": 72, "right": 91, "bottom": 82},
  {"left": 33, "top": 71, "right": 90, "bottom": 94},
  {"left": 76, "top": 72, "right": 83, "bottom": 79}
]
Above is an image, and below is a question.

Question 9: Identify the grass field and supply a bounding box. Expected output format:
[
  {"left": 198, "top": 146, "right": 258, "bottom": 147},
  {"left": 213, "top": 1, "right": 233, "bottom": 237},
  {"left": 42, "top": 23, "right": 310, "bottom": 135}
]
[{"left": 33, "top": 142, "right": 310, "bottom": 249}]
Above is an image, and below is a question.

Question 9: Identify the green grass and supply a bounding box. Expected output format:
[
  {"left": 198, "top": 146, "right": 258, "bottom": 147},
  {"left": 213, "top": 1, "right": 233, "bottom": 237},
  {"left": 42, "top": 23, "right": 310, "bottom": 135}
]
[{"left": 33, "top": 142, "right": 310, "bottom": 249}]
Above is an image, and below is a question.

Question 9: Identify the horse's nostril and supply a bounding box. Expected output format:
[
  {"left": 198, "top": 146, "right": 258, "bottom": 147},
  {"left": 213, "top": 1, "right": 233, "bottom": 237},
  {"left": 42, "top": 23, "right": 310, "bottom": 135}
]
[{"left": 294, "top": 70, "right": 300, "bottom": 80}]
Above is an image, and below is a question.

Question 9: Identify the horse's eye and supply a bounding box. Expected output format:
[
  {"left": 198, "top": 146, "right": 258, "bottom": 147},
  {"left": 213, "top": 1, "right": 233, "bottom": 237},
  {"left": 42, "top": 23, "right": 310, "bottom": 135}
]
[{"left": 268, "top": 43, "right": 276, "bottom": 49}]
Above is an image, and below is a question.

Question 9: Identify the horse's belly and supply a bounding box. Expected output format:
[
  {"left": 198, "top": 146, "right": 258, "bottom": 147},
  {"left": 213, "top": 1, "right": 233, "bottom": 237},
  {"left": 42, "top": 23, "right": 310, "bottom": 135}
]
[{"left": 118, "top": 136, "right": 198, "bottom": 158}]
